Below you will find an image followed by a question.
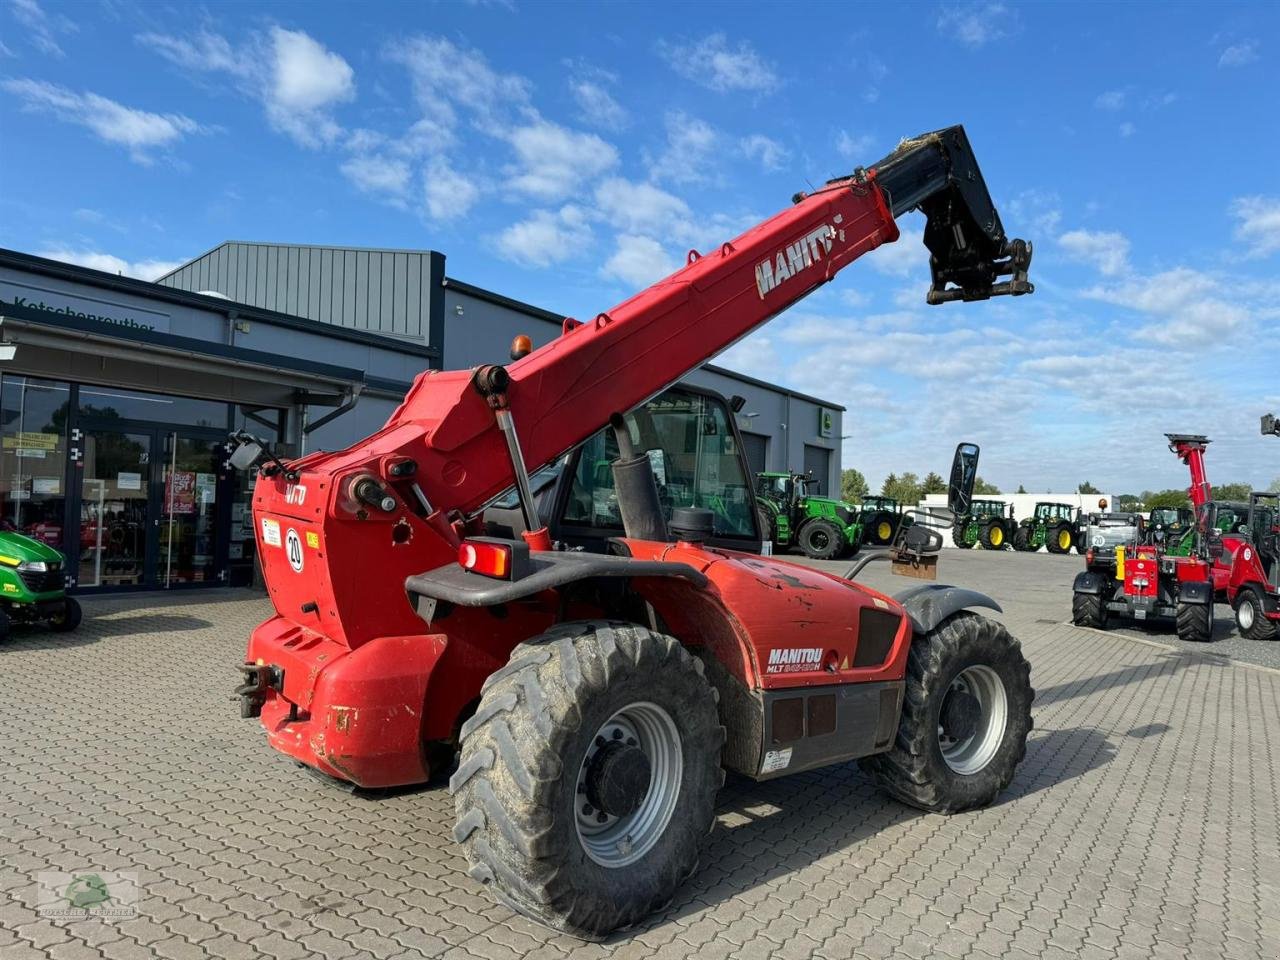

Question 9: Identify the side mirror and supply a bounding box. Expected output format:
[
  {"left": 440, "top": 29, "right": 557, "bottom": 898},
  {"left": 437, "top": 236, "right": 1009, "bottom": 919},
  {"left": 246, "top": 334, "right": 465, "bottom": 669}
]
[
  {"left": 947, "top": 442, "right": 980, "bottom": 516},
  {"left": 229, "top": 438, "right": 264, "bottom": 471}
]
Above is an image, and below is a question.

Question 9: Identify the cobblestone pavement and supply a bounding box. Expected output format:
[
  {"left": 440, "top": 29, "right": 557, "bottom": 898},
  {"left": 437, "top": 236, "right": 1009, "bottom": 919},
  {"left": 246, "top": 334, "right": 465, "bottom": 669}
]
[{"left": 3, "top": 552, "right": 1278, "bottom": 960}]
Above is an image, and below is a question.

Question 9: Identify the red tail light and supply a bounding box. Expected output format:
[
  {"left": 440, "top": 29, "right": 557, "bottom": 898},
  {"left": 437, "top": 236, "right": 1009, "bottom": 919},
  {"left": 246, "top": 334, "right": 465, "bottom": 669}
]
[{"left": 459, "top": 540, "right": 512, "bottom": 579}]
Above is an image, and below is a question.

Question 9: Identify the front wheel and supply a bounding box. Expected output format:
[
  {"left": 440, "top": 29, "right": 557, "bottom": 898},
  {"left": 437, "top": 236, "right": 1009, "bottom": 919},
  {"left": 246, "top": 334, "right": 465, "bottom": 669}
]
[
  {"left": 47, "top": 597, "right": 82, "bottom": 632},
  {"left": 1072, "top": 591, "right": 1107, "bottom": 629},
  {"left": 1047, "top": 524, "right": 1072, "bottom": 554},
  {"left": 1012, "top": 526, "right": 1032, "bottom": 552},
  {"left": 798, "top": 519, "right": 845, "bottom": 560},
  {"left": 1234, "top": 589, "right": 1278, "bottom": 641},
  {"left": 451, "top": 621, "right": 724, "bottom": 940},
  {"left": 981, "top": 521, "right": 1006, "bottom": 550},
  {"left": 861, "top": 612, "right": 1033, "bottom": 813},
  {"left": 1176, "top": 600, "right": 1213, "bottom": 643}
]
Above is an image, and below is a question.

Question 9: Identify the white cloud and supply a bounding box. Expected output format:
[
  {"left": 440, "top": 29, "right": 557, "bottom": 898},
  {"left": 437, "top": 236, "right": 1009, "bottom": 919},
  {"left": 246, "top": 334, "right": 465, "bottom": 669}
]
[
  {"left": 1219, "top": 40, "right": 1259, "bottom": 67},
  {"left": 423, "top": 157, "right": 479, "bottom": 221},
  {"left": 1083, "top": 266, "right": 1253, "bottom": 345},
  {"left": 1058, "top": 229, "right": 1131, "bottom": 276},
  {"left": 835, "top": 129, "right": 875, "bottom": 159},
  {"left": 36, "top": 248, "right": 183, "bottom": 281},
  {"left": 1084, "top": 266, "right": 1214, "bottom": 313},
  {"left": 139, "top": 26, "right": 354, "bottom": 147},
  {"left": 340, "top": 154, "right": 411, "bottom": 198},
  {"left": 1094, "top": 89, "right": 1126, "bottom": 110},
  {"left": 648, "top": 110, "right": 717, "bottom": 184},
  {"left": 1009, "top": 189, "right": 1062, "bottom": 235},
  {"left": 868, "top": 228, "right": 926, "bottom": 278},
  {"left": 1118, "top": 121, "right": 1136, "bottom": 138},
  {"left": 658, "top": 33, "right": 779, "bottom": 92},
  {"left": 388, "top": 34, "right": 532, "bottom": 136},
  {"left": 505, "top": 120, "right": 618, "bottom": 201},
  {"left": 740, "top": 133, "right": 789, "bottom": 171},
  {"left": 570, "top": 78, "right": 627, "bottom": 131},
  {"left": 593, "top": 178, "right": 690, "bottom": 235},
  {"left": 493, "top": 206, "right": 592, "bottom": 268},
  {"left": 715, "top": 329, "right": 776, "bottom": 377},
  {"left": 936, "top": 4, "right": 1008, "bottom": 48},
  {"left": 600, "top": 235, "right": 678, "bottom": 288},
  {"left": 1231, "top": 196, "right": 1280, "bottom": 258},
  {"left": 1, "top": 78, "right": 205, "bottom": 163},
  {"left": 8, "top": 0, "right": 76, "bottom": 58}
]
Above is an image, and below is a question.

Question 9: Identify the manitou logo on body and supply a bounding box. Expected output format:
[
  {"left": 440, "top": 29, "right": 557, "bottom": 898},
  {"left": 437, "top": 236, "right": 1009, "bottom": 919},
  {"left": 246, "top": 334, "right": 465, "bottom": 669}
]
[
  {"left": 754, "top": 215, "right": 847, "bottom": 299},
  {"left": 766, "top": 647, "right": 824, "bottom": 674}
]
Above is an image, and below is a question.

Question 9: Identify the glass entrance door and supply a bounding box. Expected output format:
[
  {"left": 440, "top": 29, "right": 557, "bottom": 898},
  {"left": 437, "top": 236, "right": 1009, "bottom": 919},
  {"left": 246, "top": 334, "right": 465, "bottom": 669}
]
[
  {"left": 159, "top": 432, "right": 223, "bottom": 586},
  {"left": 79, "top": 428, "right": 153, "bottom": 588}
]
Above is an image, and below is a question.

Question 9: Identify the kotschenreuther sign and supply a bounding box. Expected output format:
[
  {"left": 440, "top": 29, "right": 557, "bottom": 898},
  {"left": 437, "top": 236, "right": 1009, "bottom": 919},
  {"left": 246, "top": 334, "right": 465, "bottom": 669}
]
[{"left": 0, "top": 279, "right": 170, "bottom": 334}]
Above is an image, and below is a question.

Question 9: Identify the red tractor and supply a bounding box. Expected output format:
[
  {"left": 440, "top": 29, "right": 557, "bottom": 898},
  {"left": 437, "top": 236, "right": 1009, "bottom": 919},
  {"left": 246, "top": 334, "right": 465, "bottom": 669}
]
[
  {"left": 230, "top": 126, "right": 1037, "bottom": 938},
  {"left": 1220, "top": 415, "right": 1280, "bottom": 639}
]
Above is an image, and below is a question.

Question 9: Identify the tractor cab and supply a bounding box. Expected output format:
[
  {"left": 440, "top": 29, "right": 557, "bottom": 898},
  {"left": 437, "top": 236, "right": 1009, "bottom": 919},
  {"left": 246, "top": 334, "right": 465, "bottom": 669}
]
[
  {"left": 970, "top": 499, "right": 1010, "bottom": 519},
  {"left": 1247, "top": 493, "right": 1279, "bottom": 586},
  {"left": 1147, "top": 506, "right": 1194, "bottom": 554},
  {"left": 1214, "top": 501, "right": 1252, "bottom": 535}
]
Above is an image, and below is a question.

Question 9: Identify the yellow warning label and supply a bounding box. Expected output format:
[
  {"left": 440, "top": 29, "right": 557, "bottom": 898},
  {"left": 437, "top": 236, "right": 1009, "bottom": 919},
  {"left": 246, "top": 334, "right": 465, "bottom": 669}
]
[
  {"left": 305, "top": 531, "right": 320, "bottom": 549},
  {"left": 3, "top": 432, "right": 59, "bottom": 451}
]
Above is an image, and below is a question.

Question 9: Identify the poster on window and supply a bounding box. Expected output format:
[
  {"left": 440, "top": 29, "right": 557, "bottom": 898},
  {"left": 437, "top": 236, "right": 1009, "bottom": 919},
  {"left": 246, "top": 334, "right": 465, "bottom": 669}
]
[{"left": 166, "top": 470, "right": 196, "bottom": 515}]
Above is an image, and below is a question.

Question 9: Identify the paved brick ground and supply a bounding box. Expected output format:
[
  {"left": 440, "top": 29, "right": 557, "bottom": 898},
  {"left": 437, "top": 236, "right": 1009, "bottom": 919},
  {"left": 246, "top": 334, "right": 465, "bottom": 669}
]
[{"left": 3, "top": 554, "right": 1278, "bottom": 960}]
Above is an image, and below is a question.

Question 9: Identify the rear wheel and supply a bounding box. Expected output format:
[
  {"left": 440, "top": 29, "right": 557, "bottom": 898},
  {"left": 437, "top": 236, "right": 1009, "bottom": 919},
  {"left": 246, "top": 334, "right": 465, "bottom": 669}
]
[
  {"left": 1072, "top": 591, "right": 1107, "bottom": 629},
  {"left": 47, "top": 597, "right": 81, "bottom": 632},
  {"left": 1175, "top": 600, "right": 1213, "bottom": 643},
  {"left": 861, "top": 612, "right": 1033, "bottom": 813},
  {"left": 981, "top": 521, "right": 1006, "bottom": 550},
  {"left": 798, "top": 519, "right": 845, "bottom": 560},
  {"left": 1047, "top": 525, "right": 1072, "bottom": 554},
  {"left": 952, "top": 525, "right": 973, "bottom": 549},
  {"left": 451, "top": 621, "right": 724, "bottom": 940},
  {"left": 1234, "top": 589, "right": 1278, "bottom": 640}
]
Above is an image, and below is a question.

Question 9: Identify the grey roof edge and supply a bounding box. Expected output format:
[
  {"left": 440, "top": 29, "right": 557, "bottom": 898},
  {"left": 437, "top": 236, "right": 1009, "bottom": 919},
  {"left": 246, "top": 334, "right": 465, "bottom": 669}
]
[
  {"left": 443, "top": 276, "right": 846, "bottom": 412},
  {"left": 156, "top": 240, "right": 446, "bottom": 282},
  {"left": 0, "top": 248, "right": 439, "bottom": 360}
]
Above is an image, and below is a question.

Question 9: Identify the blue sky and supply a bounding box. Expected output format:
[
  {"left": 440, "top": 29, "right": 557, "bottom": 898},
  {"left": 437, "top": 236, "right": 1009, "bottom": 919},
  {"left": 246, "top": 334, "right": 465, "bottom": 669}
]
[{"left": 1, "top": 0, "right": 1277, "bottom": 494}]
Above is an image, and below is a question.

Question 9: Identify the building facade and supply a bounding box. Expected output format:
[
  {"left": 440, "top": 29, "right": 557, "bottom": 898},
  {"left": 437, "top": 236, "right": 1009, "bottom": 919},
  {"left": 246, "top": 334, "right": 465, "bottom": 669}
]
[{"left": 0, "top": 243, "right": 842, "bottom": 594}]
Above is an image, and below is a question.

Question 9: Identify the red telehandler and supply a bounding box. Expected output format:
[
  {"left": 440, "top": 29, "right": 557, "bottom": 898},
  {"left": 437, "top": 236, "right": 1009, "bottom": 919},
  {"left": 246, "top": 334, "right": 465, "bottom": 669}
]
[{"left": 230, "top": 126, "right": 1037, "bottom": 938}]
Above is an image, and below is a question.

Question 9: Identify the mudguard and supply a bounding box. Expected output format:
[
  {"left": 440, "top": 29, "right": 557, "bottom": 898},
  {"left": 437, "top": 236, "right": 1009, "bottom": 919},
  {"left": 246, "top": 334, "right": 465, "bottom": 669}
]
[
  {"left": 893, "top": 583, "right": 1003, "bottom": 635},
  {"left": 1072, "top": 570, "right": 1107, "bottom": 596},
  {"left": 1177, "top": 580, "right": 1213, "bottom": 605}
]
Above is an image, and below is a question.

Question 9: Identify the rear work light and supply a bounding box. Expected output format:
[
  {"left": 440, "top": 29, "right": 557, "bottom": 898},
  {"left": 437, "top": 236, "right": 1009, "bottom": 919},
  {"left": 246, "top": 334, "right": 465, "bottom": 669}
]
[{"left": 457, "top": 537, "right": 532, "bottom": 581}]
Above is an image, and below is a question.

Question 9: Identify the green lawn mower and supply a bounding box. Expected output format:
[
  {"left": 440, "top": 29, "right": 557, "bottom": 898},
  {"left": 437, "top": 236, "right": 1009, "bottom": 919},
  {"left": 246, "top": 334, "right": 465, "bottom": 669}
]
[
  {"left": 754, "top": 471, "right": 862, "bottom": 559},
  {"left": 952, "top": 498, "right": 1015, "bottom": 549},
  {"left": 0, "top": 531, "right": 81, "bottom": 638},
  {"left": 1013, "top": 501, "right": 1081, "bottom": 553},
  {"left": 857, "top": 495, "right": 906, "bottom": 546}
]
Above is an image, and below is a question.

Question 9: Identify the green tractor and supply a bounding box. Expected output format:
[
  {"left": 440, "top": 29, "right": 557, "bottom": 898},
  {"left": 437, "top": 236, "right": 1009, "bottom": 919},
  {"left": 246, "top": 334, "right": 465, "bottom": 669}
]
[
  {"left": 1213, "top": 501, "right": 1252, "bottom": 535},
  {"left": 0, "top": 531, "right": 81, "bottom": 638},
  {"left": 1147, "top": 506, "right": 1194, "bottom": 556},
  {"left": 754, "top": 471, "right": 862, "bottom": 560},
  {"left": 857, "top": 495, "right": 906, "bottom": 546},
  {"left": 1013, "top": 501, "right": 1081, "bottom": 553},
  {"left": 952, "top": 498, "right": 1015, "bottom": 550}
]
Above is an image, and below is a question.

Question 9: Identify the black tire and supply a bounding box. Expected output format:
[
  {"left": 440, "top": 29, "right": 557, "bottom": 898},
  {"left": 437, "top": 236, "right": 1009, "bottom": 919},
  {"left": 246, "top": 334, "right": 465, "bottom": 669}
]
[
  {"left": 1175, "top": 600, "right": 1213, "bottom": 643},
  {"left": 869, "top": 513, "right": 897, "bottom": 546},
  {"left": 451, "top": 621, "right": 724, "bottom": 940},
  {"left": 860, "top": 612, "right": 1033, "bottom": 814},
  {"left": 1046, "top": 524, "right": 1071, "bottom": 554},
  {"left": 1072, "top": 591, "right": 1107, "bottom": 629},
  {"left": 755, "top": 505, "right": 778, "bottom": 554},
  {"left": 980, "top": 520, "right": 1007, "bottom": 551},
  {"left": 798, "top": 519, "right": 845, "bottom": 560},
  {"left": 1013, "top": 525, "right": 1032, "bottom": 552},
  {"left": 1234, "top": 589, "right": 1279, "bottom": 641},
  {"left": 952, "top": 525, "right": 973, "bottom": 549},
  {"left": 0, "top": 608, "right": 9, "bottom": 640},
  {"left": 47, "top": 597, "right": 82, "bottom": 632}
]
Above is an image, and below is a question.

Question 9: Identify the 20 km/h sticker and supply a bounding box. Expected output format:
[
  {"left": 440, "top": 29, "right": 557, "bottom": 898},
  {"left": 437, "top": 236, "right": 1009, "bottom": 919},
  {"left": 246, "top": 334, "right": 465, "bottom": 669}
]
[{"left": 285, "top": 528, "right": 304, "bottom": 573}]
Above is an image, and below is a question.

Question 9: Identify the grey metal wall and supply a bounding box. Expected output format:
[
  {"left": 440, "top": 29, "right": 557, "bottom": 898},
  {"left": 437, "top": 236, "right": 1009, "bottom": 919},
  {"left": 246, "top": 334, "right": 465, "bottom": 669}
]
[{"left": 159, "top": 242, "right": 443, "bottom": 342}]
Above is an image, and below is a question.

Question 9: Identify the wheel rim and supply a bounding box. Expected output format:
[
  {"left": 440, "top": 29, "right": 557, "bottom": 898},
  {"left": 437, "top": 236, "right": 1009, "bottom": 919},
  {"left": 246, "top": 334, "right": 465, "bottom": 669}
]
[
  {"left": 575, "top": 702, "right": 682, "bottom": 868},
  {"left": 878, "top": 521, "right": 892, "bottom": 541},
  {"left": 1058, "top": 530, "right": 1071, "bottom": 550},
  {"left": 990, "top": 527, "right": 1004, "bottom": 547},
  {"left": 1239, "top": 598, "right": 1255, "bottom": 630},
  {"left": 938, "top": 665, "right": 1008, "bottom": 775},
  {"left": 810, "top": 529, "right": 829, "bottom": 550}
]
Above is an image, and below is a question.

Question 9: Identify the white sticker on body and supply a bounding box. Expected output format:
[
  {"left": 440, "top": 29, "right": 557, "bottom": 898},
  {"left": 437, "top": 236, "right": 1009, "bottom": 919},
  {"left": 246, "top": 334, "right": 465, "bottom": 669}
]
[
  {"left": 285, "top": 528, "right": 304, "bottom": 573},
  {"left": 261, "top": 518, "right": 282, "bottom": 547},
  {"left": 760, "top": 748, "right": 792, "bottom": 774}
]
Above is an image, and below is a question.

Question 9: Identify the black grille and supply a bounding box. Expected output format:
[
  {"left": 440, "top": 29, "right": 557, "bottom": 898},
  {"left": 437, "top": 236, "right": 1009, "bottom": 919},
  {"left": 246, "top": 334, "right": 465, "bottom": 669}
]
[
  {"left": 19, "top": 565, "right": 65, "bottom": 594},
  {"left": 855, "top": 608, "right": 902, "bottom": 668}
]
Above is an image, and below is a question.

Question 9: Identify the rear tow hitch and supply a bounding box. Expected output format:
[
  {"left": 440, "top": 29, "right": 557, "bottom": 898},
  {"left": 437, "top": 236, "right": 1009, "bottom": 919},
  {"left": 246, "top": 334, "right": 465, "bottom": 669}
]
[{"left": 235, "top": 663, "right": 284, "bottom": 719}]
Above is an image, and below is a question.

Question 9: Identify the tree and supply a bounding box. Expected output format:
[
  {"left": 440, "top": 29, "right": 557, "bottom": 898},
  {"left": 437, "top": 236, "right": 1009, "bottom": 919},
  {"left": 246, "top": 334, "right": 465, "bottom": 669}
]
[
  {"left": 921, "top": 471, "right": 947, "bottom": 495},
  {"left": 1214, "top": 482, "right": 1253, "bottom": 502},
  {"left": 1016, "top": 484, "right": 1027, "bottom": 494},
  {"left": 1077, "top": 481, "right": 1100, "bottom": 494},
  {"left": 841, "top": 468, "right": 869, "bottom": 502},
  {"left": 974, "top": 477, "right": 1001, "bottom": 495},
  {"left": 1145, "top": 489, "right": 1190, "bottom": 510},
  {"left": 1115, "top": 493, "right": 1141, "bottom": 511},
  {"left": 1269, "top": 476, "right": 1280, "bottom": 494},
  {"left": 880, "top": 473, "right": 897, "bottom": 496},
  {"left": 883, "top": 472, "right": 923, "bottom": 505}
]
